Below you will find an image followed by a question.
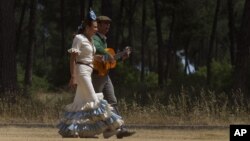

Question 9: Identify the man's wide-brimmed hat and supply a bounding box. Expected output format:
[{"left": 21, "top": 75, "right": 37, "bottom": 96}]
[{"left": 97, "top": 16, "right": 112, "bottom": 22}]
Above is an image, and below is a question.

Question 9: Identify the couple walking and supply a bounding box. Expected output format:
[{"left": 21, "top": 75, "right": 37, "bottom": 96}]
[{"left": 57, "top": 9, "right": 135, "bottom": 139}]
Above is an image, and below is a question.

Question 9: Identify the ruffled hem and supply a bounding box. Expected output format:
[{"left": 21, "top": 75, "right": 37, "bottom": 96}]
[
  {"left": 63, "top": 100, "right": 112, "bottom": 122},
  {"left": 68, "top": 48, "right": 81, "bottom": 55},
  {"left": 57, "top": 99, "right": 124, "bottom": 137}
]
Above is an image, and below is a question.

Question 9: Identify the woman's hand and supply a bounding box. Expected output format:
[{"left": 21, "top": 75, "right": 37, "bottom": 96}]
[
  {"left": 69, "top": 53, "right": 77, "bottom": 90},
  {"left": 69, "top": 76, "right": 77, "bottom": 90}
]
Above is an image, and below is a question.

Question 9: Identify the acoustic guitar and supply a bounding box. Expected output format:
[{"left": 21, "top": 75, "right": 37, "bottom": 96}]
[{"left": 93, "top": 46, "right": 131, "bottom": 76}]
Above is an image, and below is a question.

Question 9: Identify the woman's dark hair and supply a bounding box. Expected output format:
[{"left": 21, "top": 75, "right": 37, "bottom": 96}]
[
  {"left": 77, "top": 20, "right": 93, "bottom": 34},
  {"left": 72, "top": 20, "right": 93, "bottom": 38},
  {"left": 73, "top": 8, "right": 96, "bottom": 37}
]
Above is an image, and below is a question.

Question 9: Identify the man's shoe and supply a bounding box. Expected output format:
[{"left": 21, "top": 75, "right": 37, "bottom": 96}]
[
  {"left": 116, "top": 129, "right": 136, "bottom": 139},
  {"left": 103, "top": 129, "right": 118, "bottom": 139}
]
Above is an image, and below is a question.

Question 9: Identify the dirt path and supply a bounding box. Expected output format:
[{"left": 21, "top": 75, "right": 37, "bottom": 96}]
[{"left": 0, "top": 126, "right": 229, "bottom": 141}]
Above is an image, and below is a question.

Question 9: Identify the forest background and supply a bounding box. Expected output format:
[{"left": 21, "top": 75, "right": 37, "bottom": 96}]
[{"left": 0, "top": 0, "right": 250, "bottom": 125}]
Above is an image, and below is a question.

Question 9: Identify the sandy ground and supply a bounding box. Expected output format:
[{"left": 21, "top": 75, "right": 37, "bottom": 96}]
[{"left": 0, "top": 126, "right": 229, "bottom": 141}]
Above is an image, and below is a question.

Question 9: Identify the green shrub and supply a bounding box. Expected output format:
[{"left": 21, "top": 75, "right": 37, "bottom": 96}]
[{"left": 17, "top": 63, "right": 51, "bottom": 92}]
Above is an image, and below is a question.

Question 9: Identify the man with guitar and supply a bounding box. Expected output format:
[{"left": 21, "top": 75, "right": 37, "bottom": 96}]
[{"left": 92, "top": 15, "right": 135, "bottom": 139}]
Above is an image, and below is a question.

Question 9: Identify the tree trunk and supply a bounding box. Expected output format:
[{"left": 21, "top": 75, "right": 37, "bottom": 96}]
[
  {"left": 0, "top": 0, "right": 18, "bottom": 95},
  {"left": 140, "top": 0, "right": 146, "bottom": 82},
  {"left": 24, "top": 0, "right": 37, "bottom": 87},
  {"left": 101, "top": 0, "right": 112, "bottom": 17},
  {"left": 233, "top": 0, "right": 250, "bottom": 94},
  {"left": 122, "top": 0, "right": 138, "bottom": 65},
  {"left": 16, "top": 0, "right": 27, "bottom": 53},
  {"left": 101, "top": 0, "right": 114, "bottom": 47},
  {"left": 165, "top": 10, "right": 175, "bottom": 82},
  {"left": 79, "top": 0, "right": 85, "bottom": 21},
  {"left": 114, "top": 0, "right": 124, "bottom": 51},
  {"left": 88, "top": 0, "right": 93, "bottom": 9},
  {"left": 60, "top": 0, "right": 65, "bottom": 58},
  {"left": 153, "top": 0, "right": 164, "bottom": 87},
  {"left": 227, "top": 0, "right": 236, "bottom": 66},
  {"left": 206, "top": 0, "right": 220, "bottom": 86}
]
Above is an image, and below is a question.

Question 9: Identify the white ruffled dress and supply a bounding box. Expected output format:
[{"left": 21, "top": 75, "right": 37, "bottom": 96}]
[{"left": 57, "top": 34, "right": 123, "bottom": 137}]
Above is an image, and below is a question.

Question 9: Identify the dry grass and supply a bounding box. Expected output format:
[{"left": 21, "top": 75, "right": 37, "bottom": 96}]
[
  {"left": 0, "top": 89, "right": 249, "bottom": 126},
  {"left": 0, "top": 89, "right": 244, "bottom": 141}
]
